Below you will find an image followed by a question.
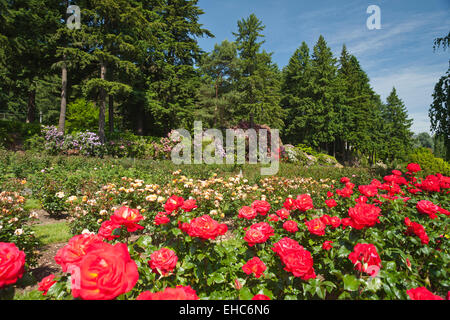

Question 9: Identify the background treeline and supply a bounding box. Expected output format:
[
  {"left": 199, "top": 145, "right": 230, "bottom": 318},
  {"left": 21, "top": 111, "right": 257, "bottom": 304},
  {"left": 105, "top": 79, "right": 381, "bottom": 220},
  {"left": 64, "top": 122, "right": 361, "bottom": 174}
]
[{"left": 0, "top": 1, "right": 448, "bottom": 163}]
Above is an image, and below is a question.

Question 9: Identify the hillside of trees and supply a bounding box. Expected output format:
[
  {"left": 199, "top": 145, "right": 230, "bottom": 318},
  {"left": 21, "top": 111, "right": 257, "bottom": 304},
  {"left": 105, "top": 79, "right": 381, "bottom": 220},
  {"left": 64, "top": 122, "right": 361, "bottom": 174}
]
[{"left": 0, "top": 1, "right": 447, "bottom": 163}]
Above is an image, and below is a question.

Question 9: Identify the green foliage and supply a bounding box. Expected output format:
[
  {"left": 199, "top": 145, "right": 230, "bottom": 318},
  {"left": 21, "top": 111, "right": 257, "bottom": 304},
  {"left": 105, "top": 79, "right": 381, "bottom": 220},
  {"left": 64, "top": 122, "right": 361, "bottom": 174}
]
[
  {"left": 408, "top": 148, "right": 450, "bottom": 176},
  {"left": 0, "top": 120, "right": 42, "bottom": 148},
  {"left": 429, "top": 33, "right": 450, "bottom": 161},
  {"left": 65, "top": 99, "right": 99, "bottom": 134},
  {"left": 413, "top": 132, "right": 434, "bottom": 149},
  {"left": 0, "top": 190, "right": 41, "bottom": 267}
]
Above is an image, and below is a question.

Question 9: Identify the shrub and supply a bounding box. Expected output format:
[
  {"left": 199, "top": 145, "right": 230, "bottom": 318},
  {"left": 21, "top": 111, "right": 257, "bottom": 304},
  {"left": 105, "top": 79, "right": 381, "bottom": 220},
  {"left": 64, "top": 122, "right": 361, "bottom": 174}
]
[
  {"left": 23, "top": 134, "right": 46, "bottom": 152},
  {"left": 0, "top": 191, "right": 41, "bottom": 267},
  {"left": 65, "top": 98, "right": 100, "bottom": 133},
  {"left": 0, "top": 120, "right": 41, "bottom": 148},
  {"left": 408, "top": 148, "right": 450, "bottom": 176}
]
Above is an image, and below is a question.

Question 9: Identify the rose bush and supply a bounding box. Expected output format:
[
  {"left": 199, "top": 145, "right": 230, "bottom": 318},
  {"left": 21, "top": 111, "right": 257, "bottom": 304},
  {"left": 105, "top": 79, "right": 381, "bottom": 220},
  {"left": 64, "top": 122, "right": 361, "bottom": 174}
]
[{"left": 1, "top": 163, "right": 448, "bottom": 300}]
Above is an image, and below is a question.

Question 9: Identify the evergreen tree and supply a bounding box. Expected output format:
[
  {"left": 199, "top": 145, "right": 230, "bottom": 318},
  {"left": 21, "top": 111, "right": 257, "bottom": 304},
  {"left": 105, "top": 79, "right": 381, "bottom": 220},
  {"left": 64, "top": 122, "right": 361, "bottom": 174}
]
[
  {"left": 143, "top": 0, "right": 213, "bottom": 136},
  {"left": 197, "top": 40, "right": 240, "bottom": 128},
  {"left": 381, "top": 87, "right": 414, "bottom": 162},
  {"left": 429, "top": 33, "right": 450, "bottom": 160},
  {"left": 233, "top": 14, "right": 284, "bottom": 129},
  {"left": 308, "top": 35, "right": 339, "bottom": 150},
  {"left": 281, "top": 41, "right": 313, "bottom": 144}
]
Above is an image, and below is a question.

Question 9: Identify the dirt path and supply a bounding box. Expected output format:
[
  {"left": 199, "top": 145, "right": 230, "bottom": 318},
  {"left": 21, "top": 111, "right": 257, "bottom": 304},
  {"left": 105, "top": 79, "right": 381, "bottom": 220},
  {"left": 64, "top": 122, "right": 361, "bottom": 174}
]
[{"left": 16, "top": 210, "right": 69, "bottom": 295}]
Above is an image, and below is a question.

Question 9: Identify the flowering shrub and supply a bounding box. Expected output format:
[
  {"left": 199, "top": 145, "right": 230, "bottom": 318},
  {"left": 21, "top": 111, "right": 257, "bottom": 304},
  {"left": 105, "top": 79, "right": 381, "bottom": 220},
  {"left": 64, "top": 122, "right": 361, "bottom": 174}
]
[
  {"left": 0, "top": 191, "right": 40, "bottom": 266},
  {"left": 43, "top": 126, "right": 105, "bottom": 157},
  {"left": 2, "top": 163, "right": 448, "bottom": 300}
]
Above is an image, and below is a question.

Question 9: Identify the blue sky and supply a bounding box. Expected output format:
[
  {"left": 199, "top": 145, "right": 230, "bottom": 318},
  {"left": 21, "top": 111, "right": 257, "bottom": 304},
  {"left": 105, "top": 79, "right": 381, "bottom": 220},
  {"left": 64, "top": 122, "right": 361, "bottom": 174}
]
[{"left": 196, "top": 0, "right": 450, "bottom": 134}]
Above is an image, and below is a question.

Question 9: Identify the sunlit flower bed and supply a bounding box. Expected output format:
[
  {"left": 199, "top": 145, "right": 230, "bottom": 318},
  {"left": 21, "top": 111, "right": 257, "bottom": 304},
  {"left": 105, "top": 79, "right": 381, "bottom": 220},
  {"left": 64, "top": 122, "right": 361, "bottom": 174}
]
[{"left": 1, "top": 163, "right": 449, "bottom": 300}]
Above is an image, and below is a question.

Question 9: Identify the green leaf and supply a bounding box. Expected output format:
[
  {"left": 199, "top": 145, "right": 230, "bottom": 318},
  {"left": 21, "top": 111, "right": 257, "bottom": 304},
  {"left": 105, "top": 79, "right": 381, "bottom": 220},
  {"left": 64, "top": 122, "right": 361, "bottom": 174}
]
[
  {"left": 315, "top": 286, "right": 326, "bottom": 299},
  {"left": 239, "top": 287, "right": 253, "bottom": 300},
  {"left": 343, "top": 274, "right": 360, "bottom": 291}
]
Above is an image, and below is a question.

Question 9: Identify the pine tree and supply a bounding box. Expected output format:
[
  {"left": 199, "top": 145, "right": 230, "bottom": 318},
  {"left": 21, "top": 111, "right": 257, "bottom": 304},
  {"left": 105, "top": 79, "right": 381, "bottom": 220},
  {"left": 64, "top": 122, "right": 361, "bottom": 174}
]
[
  {"left": 197, "top": 40, "right": 240, "bottom": 128},
  {"left": 281, "top": 41, "right": 313, "bottom": 144},
  {"left": 336, "top": 45, "right": 383, "bottom": 163},
  {"left": 381, "top": 87, "right": 414, "bottom": 162},
  {"left": 233, "top": 14, "right": 284, "bottom": 129},
  {"left": 2, "top": 0, "right": 62, "bottom": 122},
  {"left": 308, "top": 35, "right": 338, "bottom": 150}
]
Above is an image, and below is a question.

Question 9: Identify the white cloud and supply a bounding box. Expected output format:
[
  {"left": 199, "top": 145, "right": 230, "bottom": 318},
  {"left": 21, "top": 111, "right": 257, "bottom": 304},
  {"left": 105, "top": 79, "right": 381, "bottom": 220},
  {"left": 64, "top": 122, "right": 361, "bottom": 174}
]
[{"left": 370, "top": 65, "right": 446, "bottom": 134}]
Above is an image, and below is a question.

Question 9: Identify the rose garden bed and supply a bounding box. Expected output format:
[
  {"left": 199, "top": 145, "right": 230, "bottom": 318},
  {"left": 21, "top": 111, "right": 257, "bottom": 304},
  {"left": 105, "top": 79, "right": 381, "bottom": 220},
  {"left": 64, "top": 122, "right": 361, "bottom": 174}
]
[{"left": 0, "top": 162, "right": 449, "bottom": 300}]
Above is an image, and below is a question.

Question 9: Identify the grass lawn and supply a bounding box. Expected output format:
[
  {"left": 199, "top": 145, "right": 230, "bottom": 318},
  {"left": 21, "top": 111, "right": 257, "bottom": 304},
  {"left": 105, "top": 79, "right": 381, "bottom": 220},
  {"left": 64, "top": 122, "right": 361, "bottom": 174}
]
[{"left": 32, "top": 222, "right": 72, "bottom": 245}]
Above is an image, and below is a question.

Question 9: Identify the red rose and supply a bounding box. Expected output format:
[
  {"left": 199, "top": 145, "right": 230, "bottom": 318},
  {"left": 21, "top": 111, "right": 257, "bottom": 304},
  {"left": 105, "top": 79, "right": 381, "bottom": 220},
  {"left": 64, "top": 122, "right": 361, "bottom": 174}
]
[
  {"left": 110, "top": 206, "right": 144, "bottom": 232},
  {"left": 305, "top": 218, "right": 326, "bottom": 236},
  {"left": 276, "top": 208, "right": 290, "bottom": 220},
  {"left": 348, "top": 203, "right": 381, "bottom": 230},
  {"left": 325, "top": 199, "right": 337, "bottom": 208},
  {"left": 408, "top": 188, "right": 422, "bottom": 195},
  {"left": 348, "top": 243, "right": 381, "bottom": 276},
  {"left": 0, "top": 242, "right": 26, "bottom": 288},
  {"left": 154, "top": 212, "right": 170, "bottom": 225},
  {"left": 326, "top": 191, "right": 334, "bottom": 198},
  {"left": 341, "top": 217, "right": 352, "bottom": 230},
  {"left": 438, "top": 207, "right": 450, "bottom": 216},
  {"left": 180, "top": 199, "right": 197, "bottom": 212},
  {"left": 252, "top": 294, "right": 271, "bottom": 300},
  {"left": 358, "top": 185, "right": 378, "bottom": 197},
  {"left": 184, "top": 215, "right": 228, "bottom": 240},
  {"left": 148, "top": 248, "right": 178, "bottom": 276},
  {"left": 238, "top": 206, "right": 258, "bottom": 220},
  {"left": 71, "top": 242, "right": 139, "bottom": 300},
  {"left": 251, "top": 200, "right": 271, "bottom": 216},
  {"left": 330, "top": 216, "right": 341, "bottom": 228},
  {"left": 355, "top": 195, "right": 368, "bottom": 204},
  {"left": 417, "top": 175, "right": 441, "bottom": 192},
  {"left": 178, "top": 221, "right": 191, "bottom": 233},
  {"left": 283, "top": 220, "right": 298, "bottom": 233},
  {"left": 272, "top": 237, "right": 304, "bottom": 257},
  {"left": 340, "top": 177, "right": 350, "bottom": 184},
  {"left": 280, "top": 248, "right": 316, "bottom": 280},
  {"left": 164, "top": 195, "right": 185, "bottom": 213},
  {"left": 55, "top": 234, "right": 104, "bottom": 272},
  {"left": 336, "top": 187, "right": 353, "bottom": 198},
  {"left": 38, "top": 274, "right": 56, "bottom": 295},
  {"left": 98, "top": 220, "right": 121, "bottom": 241},
  {"left": 283, "top": 197, "right": 295, "bottom": 210},
  {"left": 294, "top": 194, "right": 314, "bottom": 212},
  {"left": 370, "top": 179, "right": 382, "bottom": 187},
  {"left": 242, "top": 257, "right": 267, "bottom": 278},
  {"left": 416, "top": 200, "right": 439, "bottom": 219},
  {"left": 268, "top": 214, "right": 279, "bottom": 222},
  {"left": 137, "top": 285, "right": 199, "bottom": 300},
  {"left": 345, "top": 182, "right": 355, "bottom": 190},
  {"left": 322, "top": 241, "right": 333, "bottom": 251},
  {"left": 252, "top": 294, "right": 270, "bottom": 300},
  {"left": 320, "top": 214, "right": 332, "bottom": 225},
  {"left": 404, "top": 218, "right": 429, "bottom": 245},
  {"left": 244, "top": 222, "right": 274, "bottom": 246},
  {"left": 406, "top": 163, "right": 421, "bottom": 173},
  {"left": 392, "top": 170, "right": 402, "bottom": 176},
  {"left": 406, "top": 287, "right": 443, "bottom": 300}
]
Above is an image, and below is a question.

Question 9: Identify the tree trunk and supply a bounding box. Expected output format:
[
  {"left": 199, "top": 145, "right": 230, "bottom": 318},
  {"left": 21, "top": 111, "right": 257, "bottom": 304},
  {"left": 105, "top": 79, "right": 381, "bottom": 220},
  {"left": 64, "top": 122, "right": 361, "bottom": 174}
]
[
  {"left": 108, "top": 94, "right": 114, "bottom": 134},
  {"left": 26, "top": 89, "right": 36, "bottom": 123},
  {"left": 58, "top": 59, "right": 67, "bottom": 133},
  {"left": 98, "top": 62, "right": 107, "bottom": 143}
]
